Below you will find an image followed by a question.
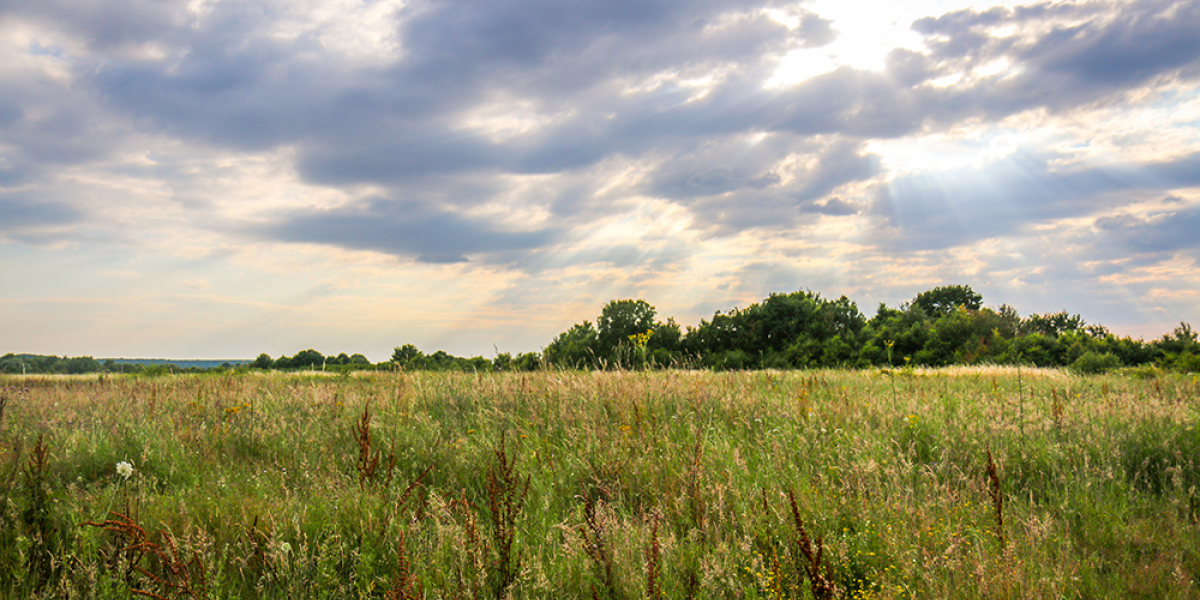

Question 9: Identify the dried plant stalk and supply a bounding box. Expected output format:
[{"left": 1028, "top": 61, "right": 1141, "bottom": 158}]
[{"left": 986, "top": 450, "right": 1005, "bottom": 548}]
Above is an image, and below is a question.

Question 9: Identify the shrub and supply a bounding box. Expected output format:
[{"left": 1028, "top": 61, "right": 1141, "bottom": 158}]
[
  {"left": 1165, "top": 352, "right": 1200, "bottom": 373},
  {"left": 1070, "top": 351, "right": 1120, "bottom": 374}
]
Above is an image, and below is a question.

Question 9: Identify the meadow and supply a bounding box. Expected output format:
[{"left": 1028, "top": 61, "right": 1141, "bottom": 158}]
[{"left": 0, "top": 367, "right": 1198, "bottom": 599}]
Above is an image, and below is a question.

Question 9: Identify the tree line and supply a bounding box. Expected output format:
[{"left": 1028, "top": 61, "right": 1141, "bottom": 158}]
[
  {"left": 541, "top": 286, "right": 1200, "bottom": 373},
  {"left": 4, "top": 285, "right": 1198, "bottom": 375}
]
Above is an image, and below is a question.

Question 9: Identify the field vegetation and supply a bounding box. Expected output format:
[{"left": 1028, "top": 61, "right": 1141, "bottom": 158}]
[{"left": 1, "top": 367, "right": 1198, "bottom": 599}]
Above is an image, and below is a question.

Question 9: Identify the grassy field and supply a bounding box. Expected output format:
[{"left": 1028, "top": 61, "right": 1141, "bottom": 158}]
[{"left": 0, "top": 368, "right": 1198, "bottom": 599}]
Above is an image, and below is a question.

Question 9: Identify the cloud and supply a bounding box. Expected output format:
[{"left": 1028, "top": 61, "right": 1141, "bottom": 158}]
[
  {"left": 254, "top": 197, "right": 556, "bottom": 263},
  {"left": 1092, "top": 205, "right": 1200, "bottom": 255},
  {"left": 637, "top": 135, "right": 876, "bottom": 232},
  {"left": 0, "top": 192, "right": 81, "bottom": 228},
  {"left": 874, "top": 150, "right": 1200, "bottom": 250},
  {"left": 797, "top": 13, "right": 836, "bottom": 48},
  {"left": 0, "top": 192, "right": 83, "bottom": 243},
  {"left": 912, "top": 0, "right": 1200, "bottom": 115}
]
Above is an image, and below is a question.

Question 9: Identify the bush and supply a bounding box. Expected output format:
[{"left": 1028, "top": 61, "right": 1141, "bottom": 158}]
[
  {"left": 1070, "top": 351, "right": 1120, "bottom": 374},
  {"left": 1164, "top": 352, "right": 1200, "bottom": 373}
]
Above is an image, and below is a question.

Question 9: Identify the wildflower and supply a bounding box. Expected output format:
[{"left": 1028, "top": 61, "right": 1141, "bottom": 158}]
[
  {"left": 116, "top": 461, "right": 134, "bottom": 480},
  {"left": 280, "top": 542, "right": 292, "bottom": 555}
]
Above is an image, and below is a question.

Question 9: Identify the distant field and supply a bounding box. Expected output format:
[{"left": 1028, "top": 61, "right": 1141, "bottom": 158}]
[{"left": 1, "top": 368, "right": 1197, "bottom": 599}]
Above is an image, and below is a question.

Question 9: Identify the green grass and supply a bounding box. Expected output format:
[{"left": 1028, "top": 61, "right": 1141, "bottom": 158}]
[{"left": 0, "top": 368, "right": 1198, "bottom": 599}]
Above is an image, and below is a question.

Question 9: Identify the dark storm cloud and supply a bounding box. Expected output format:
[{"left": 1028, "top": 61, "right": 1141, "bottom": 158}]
[
  {"left": 257, "top": 197, "right": 555, "bottom": 263},
  {"left": 875, "top": 151, "right": 1200, "bottom": 250}
]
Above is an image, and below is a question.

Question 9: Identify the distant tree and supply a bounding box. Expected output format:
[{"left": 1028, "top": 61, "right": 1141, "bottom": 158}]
[
  {"left": 683, "top": 310, "right": 750, "bottom": 360},
  {"left": 513, "top": 352, "right": 542, "bottom": 371},
  {"left": 291, "top": 349, "right": 325, "bottom": 370},
  {"left": 426, "top": 350, "right": 455, "bottom": 370},
  {"left": 597, "top": 299, "right": 657, "bottom": 360},
  {"left": 862, "top": 304, "right": 929, "bottom": 366},
  {"left": 910, "top": 285, "right": 983, "bottom": 317},
  {"left": 544, "top": 321, "right": 600, "bottom": 368},
  {"left": 1022, "top": 311, "right": 1086, "bottom": 337},
  {"left": 493, "top": 352, "right": 512, "bottom": 371},
  {"left": 645, "top": 318, "right": 683, "bottom": 366},
  {"left": 1156, "top": 322, "right": 1199, "bottom": 355},
  {"left": 995, "top": 304, "right": 1022, "bottom": 337},
  {"left": 0, "top": 354, "right": 31, "bottom": 374},
  {"left": 391, "top": 344, "right": 423, "bottom": 369},
  {"left": 64, "top": 356, "right": 102, "bottom": 374},
  {"left": 252, "top": 353, "right": 273, "bottom": 369},
  {"left": 461, "top": 356, "right": 491, "bottom": 372},
  {"left": 349, "top": 353, "right": 371, "bottom": 365}
]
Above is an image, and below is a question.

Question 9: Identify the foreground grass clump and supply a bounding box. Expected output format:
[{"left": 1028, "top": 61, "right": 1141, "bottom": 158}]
[{"left": 0, "top": 368, "right": 1198, "bottom": 599}]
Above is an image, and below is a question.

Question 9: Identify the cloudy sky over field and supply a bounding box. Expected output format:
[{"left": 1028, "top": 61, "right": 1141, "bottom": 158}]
[{"left": 2, "top": 0, "right": 1200, "bottom": 360}]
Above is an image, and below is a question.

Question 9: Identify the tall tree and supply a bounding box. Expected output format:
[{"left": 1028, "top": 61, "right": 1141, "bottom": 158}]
[
  {"left": 910, "top": 285, "right": 983, "bottom": 317},
  {"left": 596, "top": 299, "right": 657, "bottom": 359}
]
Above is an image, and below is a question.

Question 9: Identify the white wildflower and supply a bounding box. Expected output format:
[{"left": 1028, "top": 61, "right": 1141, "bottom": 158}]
[{"left": 116, "top": 461, "right": 134, "bottom": 480}]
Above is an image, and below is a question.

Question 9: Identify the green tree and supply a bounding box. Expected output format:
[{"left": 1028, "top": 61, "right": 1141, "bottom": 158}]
[
  {"left": 597, "top": 299, "right": 657, "bottom": 361},
  {"left": 493, "top": 352, "right": 513, "bottom": 371},
  {"left": 391, "top": 344, "right": 423, "bottom": 369},
  {"left": 252, "top": 353, "right": 273, "bottom": 369},
  {"left": 862, "top": 304, "right": 929, "bottom": 366},
  {"left": 1022, "top": 311, "right": 1086, "bottom": 337},
  {"left": 910, "top": 285, "right": 983, "bottom": 317},
  {"left": 1156, "top": 322, "right": 1198, "bottom": 355},
  {"left": 512, "top": 352, "right": 541, "bottom": 371},
  {"left": 543, "top": 321, "right": 599, "bottom": 368},
  {"left": 64, "top": 356, "right": 102, "bottom": 374},
  {"left": 291, "top": 349, "right": 325, "bottom": 370}
]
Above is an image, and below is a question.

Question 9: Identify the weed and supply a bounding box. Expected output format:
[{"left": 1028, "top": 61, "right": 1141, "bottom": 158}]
[
  {"left": 80, "top": 512, "right": 208, "bottom": 599},
  {"left": 685, "top": 438, "right": 706, "bottom": 537},
  {"left": 986, "top": 450, "right": 1005, "bottom": 549},
  {"left": 786, "top": 489, "right": 838, "bottom": 600},
  {"left": 385, "top": 527, "right": 421, "bottom": 600},
  {"left": 1051, "top": 387, "right": 1064, "bottom": 432},
  {"left": 354, "top": 403, "right": 397, "bottom": 489},
  {"left": 21, "top": 433, "right": 58, "bottom": 592},
  {"left": 485, "top": 432, "right": 529, "bottom": 599},
  {"left": 644, "top": 511, "right": 662, "bottom": 600},
  {"left": 580, "top": 488, "right": 619, "bottom": 600},
  {"left": 447, "top": 490, "right": 488, "bottom": 600}
]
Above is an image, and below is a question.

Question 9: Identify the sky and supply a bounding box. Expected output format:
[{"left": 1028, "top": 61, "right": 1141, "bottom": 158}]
[{"left": 2, "top": 0, "right": 1200, "bottom": 360}]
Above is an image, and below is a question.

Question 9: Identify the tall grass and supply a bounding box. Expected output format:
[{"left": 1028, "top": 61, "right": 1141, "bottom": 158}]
[{"left": 0, "top": 368, "right": 1196, "bottom": 598}]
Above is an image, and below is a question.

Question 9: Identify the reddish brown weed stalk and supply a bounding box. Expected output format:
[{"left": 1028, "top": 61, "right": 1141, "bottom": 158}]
[{"left": 80, "top": 512, "right": 208, "bottom": 600}]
